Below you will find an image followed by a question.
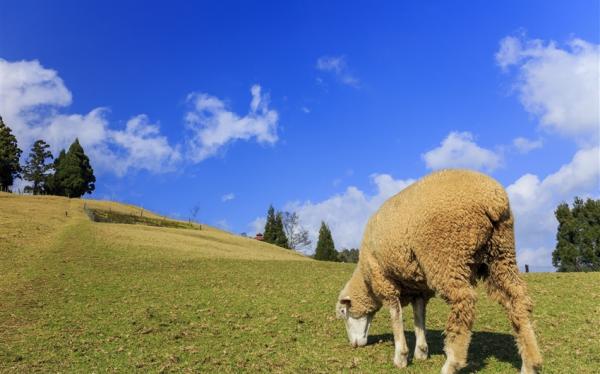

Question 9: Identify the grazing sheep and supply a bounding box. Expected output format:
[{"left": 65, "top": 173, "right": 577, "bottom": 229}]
[{"left": 336, "top": 169, "right": 542, "bottom": 374}]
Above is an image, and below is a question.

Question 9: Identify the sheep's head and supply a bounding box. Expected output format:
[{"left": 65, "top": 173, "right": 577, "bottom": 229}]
[
  {"left": 337, "top": 266, "right": 382, "bottom": 347},
  {"left": 336, "top": 294, "right": 374, "bottom": 348}
]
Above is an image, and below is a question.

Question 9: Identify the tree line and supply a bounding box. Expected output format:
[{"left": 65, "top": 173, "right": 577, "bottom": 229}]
[
  {"left": 0, "top": 116, "right": 95, "bottom": 197},
  {"left": 260, "top": 204, "right": 359, "bottom": 262}
]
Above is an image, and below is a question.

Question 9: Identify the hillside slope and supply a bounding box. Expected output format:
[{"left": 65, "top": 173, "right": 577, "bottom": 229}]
[
  {"left": 0, "top": 193, "right": 309, "bottom": 262},
  {"left": 1, "top": 193, "right": 599, "bottom": 373}
]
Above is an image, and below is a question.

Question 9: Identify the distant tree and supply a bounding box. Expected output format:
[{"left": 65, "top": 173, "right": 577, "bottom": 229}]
[
  {"left": 272, "top": 212, "right": 289, "bottom": 248},
  {"left": 48, "top": 139, "right": 95, "bottom": 197},
  {"left": 314, "top": 221, "right": 338, "bottom": 261},
  {"left": 552, "top": 197, "right": 600, "bottom": 272},
  {"left": 263, "top": 205, "right": 289, "bottom": 248},
  {"left": 22, "top": 140, "right": 54, "bottom": 194},
  {"left": 263, "top": 205, "right": 276, "bottom": 243},
  {"left": 338, "top": 248, "right": 360, "bottom": 263},
  {"left": 0, "top": 116, "right": 22, "bottom": 191},
  {"left": 45, "top": 149, "right": 66, "bottom": 195},
  {"left": 282, "top": 211, "right": 311, "bottom": 251}
]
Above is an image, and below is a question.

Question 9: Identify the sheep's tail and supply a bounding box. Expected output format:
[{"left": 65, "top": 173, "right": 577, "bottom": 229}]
[
  {"left": 483, "top": 185, "right": 512, "bottom": 225},
  {"left": 482, "top": 186, "right": 517, "bottom": 269}
]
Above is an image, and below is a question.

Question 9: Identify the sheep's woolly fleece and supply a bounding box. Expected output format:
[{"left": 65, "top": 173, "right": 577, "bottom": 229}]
[{"left": 340, "top": 169, "right": 510, "bottom": 309}]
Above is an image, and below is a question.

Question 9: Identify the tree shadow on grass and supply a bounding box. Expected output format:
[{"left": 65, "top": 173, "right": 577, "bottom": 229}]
[{"left": 368, "top": 329, "right": 520, "bottom": 372}]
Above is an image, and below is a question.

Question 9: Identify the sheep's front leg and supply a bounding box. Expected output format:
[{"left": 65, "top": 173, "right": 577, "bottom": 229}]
[
  {"left": 390, "top": 299, "right": 409, "bottom": 368},
  {"left": 412, "top": 297, "right": 429, "bottom": 360}
]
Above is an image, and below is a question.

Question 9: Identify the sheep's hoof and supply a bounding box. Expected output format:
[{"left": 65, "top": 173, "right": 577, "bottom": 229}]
[
  {"left": 394, "top": 354, "right": 408, "bottom": 368},
  {"left": 414, "top": 345, "right": 429, "bottom": 360}
]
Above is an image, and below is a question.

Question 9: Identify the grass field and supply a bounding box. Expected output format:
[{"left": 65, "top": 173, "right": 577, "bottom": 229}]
[{"left": 1, "top": 193, "right": 599, "bottom": 373}]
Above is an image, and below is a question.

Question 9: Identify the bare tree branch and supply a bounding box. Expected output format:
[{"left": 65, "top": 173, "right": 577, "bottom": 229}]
[{"left": 282, "top": 211, "right": 311, "bottom": 250}]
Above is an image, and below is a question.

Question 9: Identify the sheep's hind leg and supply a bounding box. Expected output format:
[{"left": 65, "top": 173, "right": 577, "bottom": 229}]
[
  {"left": 486, "top": 263, "right": 541, "bottom": 374},
  {"left": 486, "top": 264, "right": 541, "bottom": 372},
  {"left": 412, "top": 297, "right": 429, "bottom": 360},
  {"left": 389, "top": 298, "right": 409, "bottom": 368},
  {"left": 440, "top": 285, "right": 477, "bottom": 374},
  {"left": 486, "top": 219, "right": 542, "bottom": 374}
]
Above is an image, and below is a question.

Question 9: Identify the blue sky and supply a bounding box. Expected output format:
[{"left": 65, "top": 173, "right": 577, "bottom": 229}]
[{"left": 1, "top": 1, "right": 598, "bottom": 269}]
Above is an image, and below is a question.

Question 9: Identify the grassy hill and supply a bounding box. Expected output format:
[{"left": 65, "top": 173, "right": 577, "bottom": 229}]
[{"left": 1, "top": 193, "right": 599, "bottom": 373}]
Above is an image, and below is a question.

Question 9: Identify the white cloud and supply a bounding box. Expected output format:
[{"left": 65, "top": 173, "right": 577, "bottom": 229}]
[
  {"left": 250, "top": 217, "right": 266, "bottom": 236},
  {"left": 0, "top": 58, "right": 180, "bottom": 176},
  {"left": 422, "top": 131, "right": 502, "bottom": 171},
  {"left": 513, "top": 137, "right": 543, "bottom": 153},
  {"left": 107, "top": 115, "right": 182, "bottom": 176},
  {"left": 517, "top": 247, "right": 555, "bottom": 269},
  {"left": 508, "top": 146, "right": 600, "bottom": 268},
  {"left": 221, "top": 193, "right": 235, "bottom": 202},
  {"left": 280, "top": 174, "right": 415, "bottom": 253},
  {"left": 496, "top": 36, "right": 524, "bottom": 69},
  {"left": 0, "top": 59, "right": 71, "bottom": 124},
  {"left": 497, "top": 35, "right": 600, "bottom": 269},
  {"left": 185, "top": 85, "right": 279, "bottom": 162},
  {"left": 497, "top": 36, "right": 600, "bottom": 142},
  {"left": 316, "top": 55, "right": 359, "bottom": 87}
]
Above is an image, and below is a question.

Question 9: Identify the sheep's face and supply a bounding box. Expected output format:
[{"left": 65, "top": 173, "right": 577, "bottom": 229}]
[{"left": 336, "top": 297, "right": 373, "bottom": 348}]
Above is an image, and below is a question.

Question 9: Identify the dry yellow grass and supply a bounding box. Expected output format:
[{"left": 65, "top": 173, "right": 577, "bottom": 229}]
[{"left": 0, "top": 192, "right": 309, "bottom": 262}]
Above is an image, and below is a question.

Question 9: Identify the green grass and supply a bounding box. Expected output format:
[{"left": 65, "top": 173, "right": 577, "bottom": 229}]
[{"left": 1, "top": 193, "right": 599, "bottom": 373}]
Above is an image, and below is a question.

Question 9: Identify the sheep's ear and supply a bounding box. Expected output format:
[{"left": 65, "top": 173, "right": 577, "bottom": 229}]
[{"left": 338, "top": 296, "right": 351, "bottom": 318}]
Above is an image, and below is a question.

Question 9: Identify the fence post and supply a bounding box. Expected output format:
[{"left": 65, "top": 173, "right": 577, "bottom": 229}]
[{"left": 525, "top": 264, "right": 529, "bottom": 273}]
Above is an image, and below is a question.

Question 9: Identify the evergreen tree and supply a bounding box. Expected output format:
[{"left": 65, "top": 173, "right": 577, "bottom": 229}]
[
  {"left": 314, "top": 221, "right": 338, "bottom": 261},
  {"left": 552, "top": 197, "right": 600, "bottom": 272},
  {"left": 263, "top": 205, "right": 289, "bottom": 248},
  {"left": 263, "top": 205, "right": 276, "bottom": 243},
  {"left": 48, "top": 139, "right": 96, "bottom": 197},
  {"left": 22, "top": 140, "right": 53, "bottom": 194},
  {"left": 45, "top": 149, "right": 66, "bottom": 195},
  {"left": 272, "top": 212, "right": 289, "bottom": 248},
  {"left": 0, "top": 116, "right": 22, "bottom": 191}
]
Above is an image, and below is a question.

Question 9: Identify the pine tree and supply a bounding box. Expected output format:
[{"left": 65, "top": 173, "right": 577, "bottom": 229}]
[
  {"left": 263, "top": 205, "right": 289, "bottom": 248},
  {"left": 272, "top": 212, "right": 289, "bottom": 248},
  {"left": 0, "top": 116, "right": 22, "bottom": 191},
  {"left": 314, "top": 221, "right": 338, "bottom": 261},
  {"left": 22, "top": 140, "right": 53, "bottom": 194},
  {"left": 49, "top": 139, "right": 96, "bottom": 197},
  {"left": 263, "top": 205, "right": 276, "bottom": 243},
  {"left": 45, "top": 149, "right": 66, "bottom": 195}
]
